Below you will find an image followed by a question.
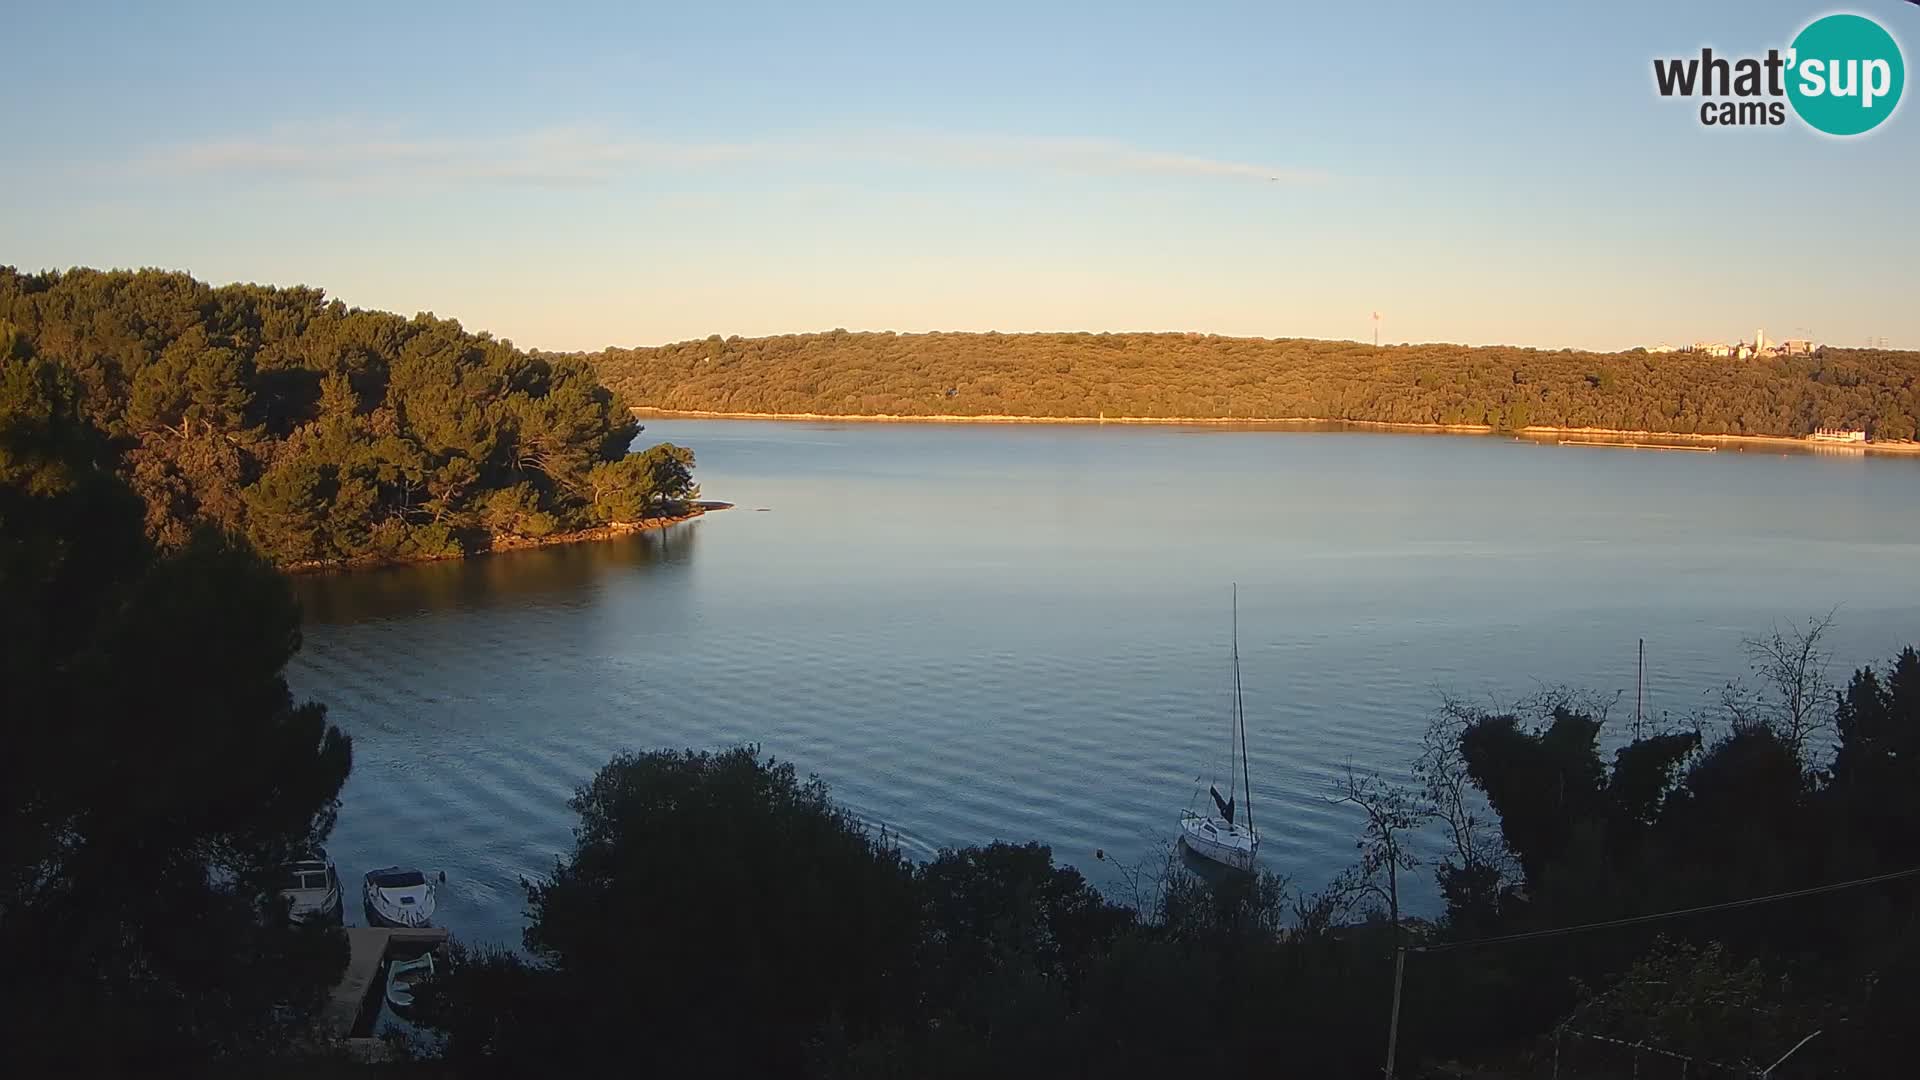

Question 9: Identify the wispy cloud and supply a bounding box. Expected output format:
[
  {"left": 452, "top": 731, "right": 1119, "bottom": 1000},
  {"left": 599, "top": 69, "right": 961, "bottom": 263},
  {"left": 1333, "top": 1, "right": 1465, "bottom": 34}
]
[
  {"left": 142, "top": 125, "right": 1328, "bottom": 188},
  {"left": 858, "top": 132, "right": 1323, "bottom": 183}
]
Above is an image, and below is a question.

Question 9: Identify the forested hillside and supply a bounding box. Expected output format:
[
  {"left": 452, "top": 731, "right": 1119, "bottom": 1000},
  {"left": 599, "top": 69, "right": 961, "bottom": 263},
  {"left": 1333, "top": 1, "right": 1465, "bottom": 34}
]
[
  {"left": 0, "top": 267, "right": 695, "bottom": 567},
  {"left": 587, "top": 331, "right": 1920, "bottom": 439}
]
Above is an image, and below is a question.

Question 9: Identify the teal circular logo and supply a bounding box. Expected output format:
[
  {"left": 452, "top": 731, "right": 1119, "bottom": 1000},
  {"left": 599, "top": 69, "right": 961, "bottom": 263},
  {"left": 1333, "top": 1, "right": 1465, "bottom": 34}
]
[{"left": 1787, "top": 14, "right": 1904, "bottom": 135}]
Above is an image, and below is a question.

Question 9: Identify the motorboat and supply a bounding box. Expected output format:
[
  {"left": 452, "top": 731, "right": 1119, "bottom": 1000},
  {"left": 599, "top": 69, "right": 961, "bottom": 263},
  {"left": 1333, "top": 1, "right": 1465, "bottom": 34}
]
[
  {"left": 363, "top": 866, "right": 437, "bottom": 928},
  {"left": 278, "top": 851, "right": 342, "bottom": 924},
  {"left": 385, "top": 952, "right": 436, "bottom": 1011}
]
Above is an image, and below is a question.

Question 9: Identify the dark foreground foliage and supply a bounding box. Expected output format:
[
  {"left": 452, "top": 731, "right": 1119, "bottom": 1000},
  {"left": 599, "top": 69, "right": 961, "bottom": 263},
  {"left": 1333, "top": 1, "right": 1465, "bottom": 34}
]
[
  {"left": 416, "top": 647, "right": 1920, "bottom": 1079},
  {"left": 0, "top": 352, "right": 354, "bottom": 1068},
  {"left": 590, "top": 330, "right": 1920, "bottom": 438},
  {"left": 1402, "top": 653, "right": 1920, "bottom": 1076},
  {"left": 0, "top": 267, "right": 696, "bottom": 567}
]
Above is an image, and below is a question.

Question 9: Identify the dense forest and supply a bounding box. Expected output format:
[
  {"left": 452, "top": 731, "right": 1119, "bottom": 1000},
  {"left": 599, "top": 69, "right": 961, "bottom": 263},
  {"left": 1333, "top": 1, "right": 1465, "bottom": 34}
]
[
  {"left": 586, "top": 331, "right": 1920, "bottom": 440},
  {"left": 0, "top": 266, "right": 696, "bottom": 568}
]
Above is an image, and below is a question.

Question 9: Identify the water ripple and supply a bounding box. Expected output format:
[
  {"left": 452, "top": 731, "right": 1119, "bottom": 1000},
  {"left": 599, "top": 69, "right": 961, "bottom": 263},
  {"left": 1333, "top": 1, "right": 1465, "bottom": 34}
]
[{"left": 290, "top": 421, "right": 1920, "bottom": 945}]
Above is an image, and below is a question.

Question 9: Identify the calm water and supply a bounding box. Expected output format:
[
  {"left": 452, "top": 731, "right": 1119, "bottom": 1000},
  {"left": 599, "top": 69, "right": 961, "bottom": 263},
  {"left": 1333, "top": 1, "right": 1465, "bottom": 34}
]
[{"left": 288, "top": 422, "right": 1920, "bottom": 945}]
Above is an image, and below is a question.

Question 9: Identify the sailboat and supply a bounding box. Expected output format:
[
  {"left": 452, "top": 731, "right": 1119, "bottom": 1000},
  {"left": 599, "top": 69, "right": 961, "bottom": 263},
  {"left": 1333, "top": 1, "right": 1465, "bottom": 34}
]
[{"left": 1178, "top": 586, "right": 1260, "bottom": 872}]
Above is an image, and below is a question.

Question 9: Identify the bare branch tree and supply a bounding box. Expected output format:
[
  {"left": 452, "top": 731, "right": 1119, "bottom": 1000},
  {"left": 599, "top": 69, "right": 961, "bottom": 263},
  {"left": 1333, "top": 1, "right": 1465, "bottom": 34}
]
[
  {"left": 1324, "top": 763, "right": 1429, "bottom": 939},
  {"left": 1513, "top": 684, "right": 1624, "bottom": 729},
  {"left": 1721, "top": 609, "right": 1839, "bottom": 766},
  {"left": 1094, "top": 838, "right": 1180, "bottom": 921},
  {"left": 1419, "top": 701, "right": 1496, "bottom": 875}
]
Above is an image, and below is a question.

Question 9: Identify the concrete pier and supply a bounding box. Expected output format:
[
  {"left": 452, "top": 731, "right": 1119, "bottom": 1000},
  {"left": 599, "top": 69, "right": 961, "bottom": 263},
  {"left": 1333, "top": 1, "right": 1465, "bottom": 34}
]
[{"left": 318, "top": 926, "right": 450, "bottom": 1049}]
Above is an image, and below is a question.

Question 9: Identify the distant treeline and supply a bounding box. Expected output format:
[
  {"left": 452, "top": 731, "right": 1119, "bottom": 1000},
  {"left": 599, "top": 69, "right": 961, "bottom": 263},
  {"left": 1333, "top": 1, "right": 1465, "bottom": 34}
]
[
  {"left": 0, "top": 267, "right": 695, "bottom": 567},
  {"left": 584, "top": 331, "right": 1920, "bottom": 439}
]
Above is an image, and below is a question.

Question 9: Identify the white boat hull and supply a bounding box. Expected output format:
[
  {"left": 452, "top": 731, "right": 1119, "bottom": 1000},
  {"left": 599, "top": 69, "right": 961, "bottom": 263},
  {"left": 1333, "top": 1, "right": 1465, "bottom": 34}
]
[
  {"left": 279, "top": 858, "right": 342, "bottom": 924},
  {"left": 363, "top": 868, "right": 437, "bottom": 928},
  {"left": 1179, "top": 813, "right": 1258, "bottom": 872},
  {"left": 386, "top": 953, "right": 436, "bottom": 1011},
  {"left": 287, "top": 887, "right": 342, "bottom": 925}
]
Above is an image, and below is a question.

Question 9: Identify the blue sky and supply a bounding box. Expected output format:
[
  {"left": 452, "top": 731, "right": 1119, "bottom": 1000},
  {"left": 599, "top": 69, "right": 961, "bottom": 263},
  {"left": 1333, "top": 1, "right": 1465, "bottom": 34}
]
[{"left": 2, "top": 0, "right": 1914, "bottom": 351}]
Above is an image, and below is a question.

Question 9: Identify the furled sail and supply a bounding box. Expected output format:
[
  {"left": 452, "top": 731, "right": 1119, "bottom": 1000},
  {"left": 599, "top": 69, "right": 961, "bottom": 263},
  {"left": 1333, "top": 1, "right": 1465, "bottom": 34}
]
[{"left": 1210, "top": 784, "right": 1236, "bottom": 824}]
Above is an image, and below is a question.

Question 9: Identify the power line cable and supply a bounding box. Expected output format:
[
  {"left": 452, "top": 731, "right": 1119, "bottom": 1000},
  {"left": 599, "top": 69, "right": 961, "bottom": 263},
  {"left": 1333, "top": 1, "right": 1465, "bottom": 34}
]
[
  {"left": 1412, "top": 865, "right": 1920, "bottom": 954},
  {"left": 1381, "top": 865, "right": 1920, "bottom": 1074}
]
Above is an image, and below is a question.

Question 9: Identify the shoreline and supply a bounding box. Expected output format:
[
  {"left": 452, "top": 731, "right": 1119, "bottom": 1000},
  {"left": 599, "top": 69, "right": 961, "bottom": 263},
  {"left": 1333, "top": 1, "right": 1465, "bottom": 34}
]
[
  {"left": 283, "top": 502, "right": 731, "bottom": 575},
  {"left": 631, "top": 408, "right": 1920, "bottom": 456},
  {"left": 1516, "top": 426, "right": 1920, "bottom": 455}
]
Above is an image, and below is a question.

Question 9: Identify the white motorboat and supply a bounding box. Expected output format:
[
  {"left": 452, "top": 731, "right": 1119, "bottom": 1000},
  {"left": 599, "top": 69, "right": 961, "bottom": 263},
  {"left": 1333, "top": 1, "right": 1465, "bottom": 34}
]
[
  {"left": 363, "top": 866, "right": 437, "bottom": 928},
  {"left": 1177, "top": 585, "right": 1261, "bottom": 872},
  {"left": 385, "top": 952, "right": 436, "bottom": 1011},
  {"left": 278, "top": 851, "right": 342, "bottom": 924}
]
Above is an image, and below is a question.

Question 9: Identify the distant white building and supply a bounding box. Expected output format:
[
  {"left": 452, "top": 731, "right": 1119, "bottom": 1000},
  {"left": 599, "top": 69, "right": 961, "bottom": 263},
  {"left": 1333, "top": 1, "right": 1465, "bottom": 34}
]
[
  {"left": 1672, "top": 333, "right": 1816, "bottom": 359},
  {"left": 1811, "top": 427, "right": 1867, "bottom": 443}
]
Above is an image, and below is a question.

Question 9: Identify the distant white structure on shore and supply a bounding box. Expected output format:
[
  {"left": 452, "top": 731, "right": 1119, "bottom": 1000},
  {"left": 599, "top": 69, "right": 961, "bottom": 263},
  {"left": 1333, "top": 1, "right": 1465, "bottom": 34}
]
[
  {"left": 1655, "top": 331, "right": 1820, "bottom": 359},
  {"left": 1811, "top": 427, "right": 1867, "bottom": 443}
]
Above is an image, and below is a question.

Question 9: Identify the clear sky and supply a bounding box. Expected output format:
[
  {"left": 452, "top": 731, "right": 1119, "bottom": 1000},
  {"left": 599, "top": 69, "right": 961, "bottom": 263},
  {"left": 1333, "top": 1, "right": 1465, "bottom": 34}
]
[{"left": 2, "top": 1, "right": 1914, "bottom": 352}]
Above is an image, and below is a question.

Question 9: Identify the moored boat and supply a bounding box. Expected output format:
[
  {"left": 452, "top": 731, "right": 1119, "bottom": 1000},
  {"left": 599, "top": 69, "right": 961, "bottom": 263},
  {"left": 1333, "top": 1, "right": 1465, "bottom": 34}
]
[
  {"left": 363, "top": 866, "right": 438, "bottom": 928},
  {"left": 278, "top": 851, "right": 342, "bottom": 924},
  {"left": 1178, "top": 585, "right": 1262, "bottom": 872},
  {"left": 385, "top": 952, "right": 436, "bottom": 1011},
  {"left": 1179, "top": 808, "right": 1258, "bottom": 872}
]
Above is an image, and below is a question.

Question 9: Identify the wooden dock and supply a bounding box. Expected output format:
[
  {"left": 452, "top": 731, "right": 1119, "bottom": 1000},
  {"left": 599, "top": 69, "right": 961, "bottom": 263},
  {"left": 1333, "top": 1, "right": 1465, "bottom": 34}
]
[{"left": 317, "top": 926, "right": 450, "bottom": 1048}]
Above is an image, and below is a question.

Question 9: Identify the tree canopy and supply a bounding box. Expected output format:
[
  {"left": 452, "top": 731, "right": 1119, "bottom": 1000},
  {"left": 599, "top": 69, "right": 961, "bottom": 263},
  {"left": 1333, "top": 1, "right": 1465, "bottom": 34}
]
[
  {"left": 1406, "top": 645, "right": 1920, "bottom": 1070},
  {"left": 0, "top": 266, "right": 698, "bottom": 568},
  {"left": 586, "top": 330, "right": 1920, "bottom": 439},
  {"left": 0, "top": 349, "right": 354, "bottom": 1068},
  {"left": 417, "top": 746, "right": 925, "bottom": 1076}
]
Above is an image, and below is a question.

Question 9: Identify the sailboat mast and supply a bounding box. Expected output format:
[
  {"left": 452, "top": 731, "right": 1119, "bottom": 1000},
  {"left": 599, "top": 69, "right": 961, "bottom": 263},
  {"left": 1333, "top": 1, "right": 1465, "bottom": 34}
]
[
  {"left": 1234, "top": 585, "right": 1252, "bottom": 835},
  {"left": 1635, "top": 638, "right": 1645, "bottom": 740}
]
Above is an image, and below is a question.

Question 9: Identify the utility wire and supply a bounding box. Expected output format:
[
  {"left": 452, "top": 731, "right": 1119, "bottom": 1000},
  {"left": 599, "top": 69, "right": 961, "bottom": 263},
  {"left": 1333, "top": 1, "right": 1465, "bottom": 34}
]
[{"left": 1411, "top": 865, "right": 1920, "bottom": 954}]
